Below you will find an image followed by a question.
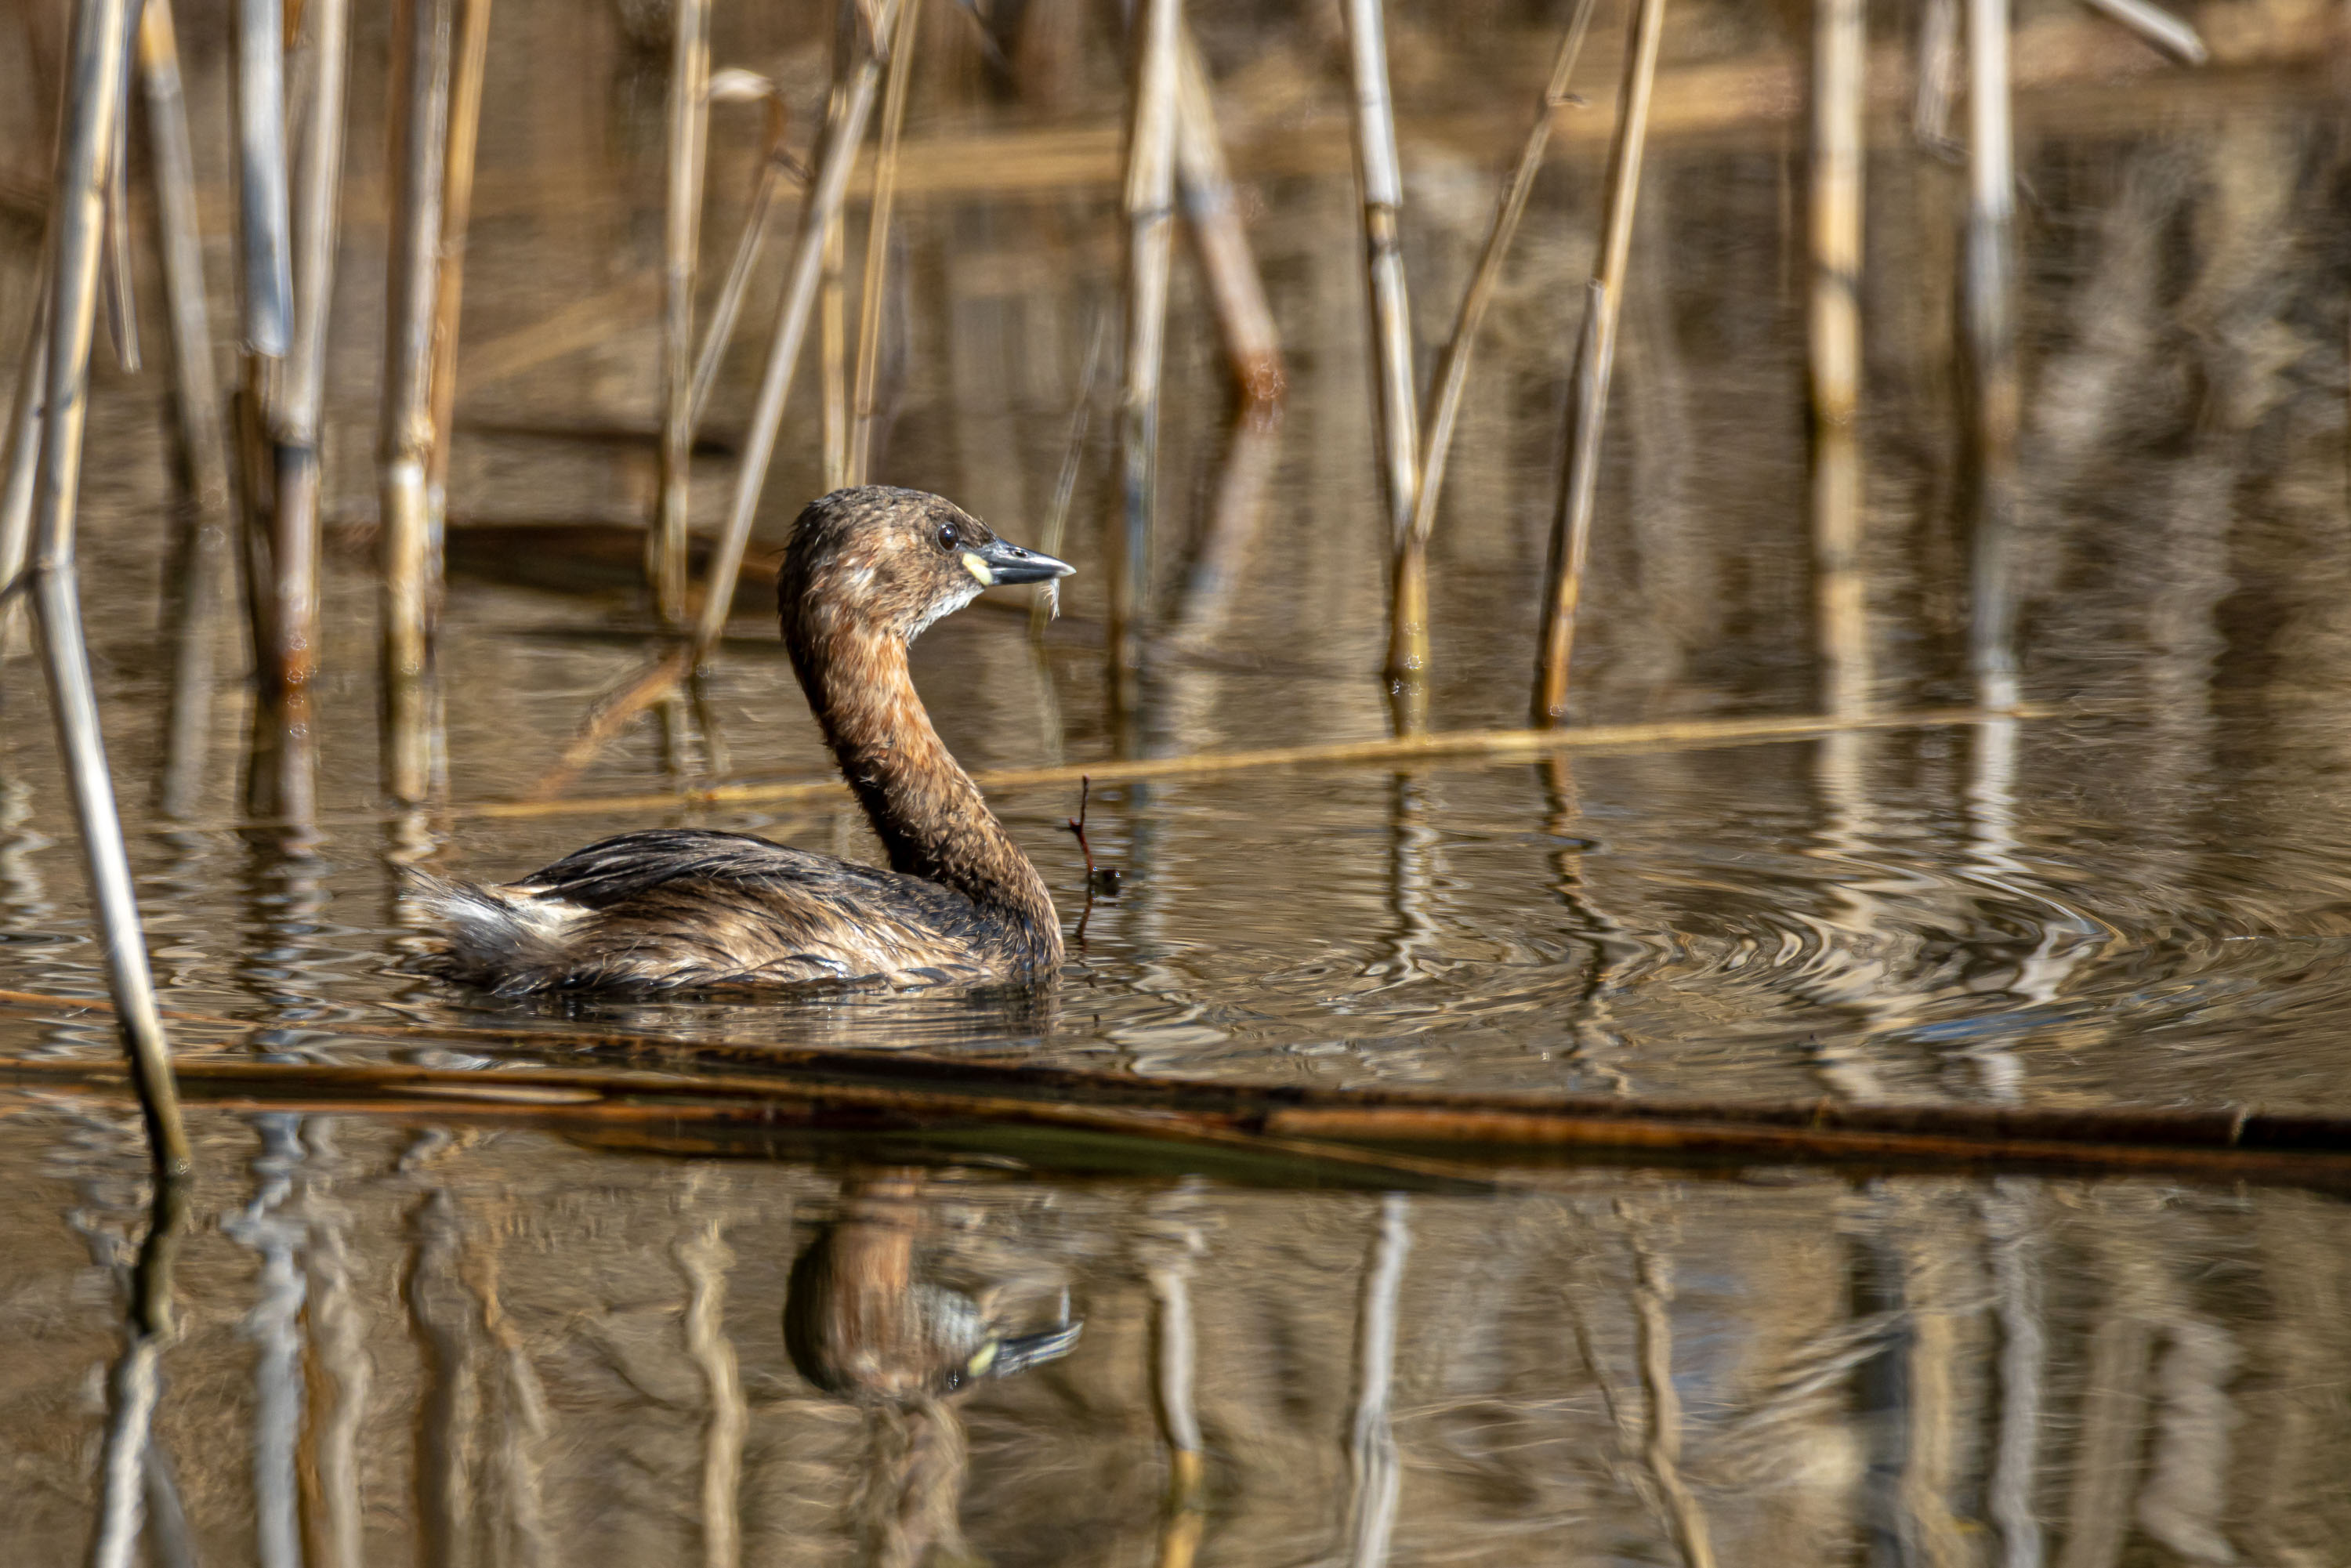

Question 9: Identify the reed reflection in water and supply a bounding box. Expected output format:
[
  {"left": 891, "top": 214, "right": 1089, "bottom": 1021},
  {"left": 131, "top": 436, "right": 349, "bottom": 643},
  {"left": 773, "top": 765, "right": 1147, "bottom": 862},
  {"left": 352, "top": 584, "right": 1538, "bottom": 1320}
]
[{"left": 5, "top": 1105, "right": 2350, "bottom": 1561}]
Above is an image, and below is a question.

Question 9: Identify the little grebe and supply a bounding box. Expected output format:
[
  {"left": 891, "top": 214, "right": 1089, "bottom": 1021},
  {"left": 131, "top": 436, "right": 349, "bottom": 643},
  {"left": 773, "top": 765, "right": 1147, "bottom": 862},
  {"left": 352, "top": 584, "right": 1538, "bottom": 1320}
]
[{"left": 422, "top": 486, "right": 1074, "bottom": 993}]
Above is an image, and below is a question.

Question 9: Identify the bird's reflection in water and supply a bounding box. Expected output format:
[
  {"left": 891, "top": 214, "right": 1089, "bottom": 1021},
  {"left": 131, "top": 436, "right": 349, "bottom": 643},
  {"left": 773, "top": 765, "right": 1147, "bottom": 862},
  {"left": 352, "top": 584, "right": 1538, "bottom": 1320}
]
[{"left": 784, "top": 1168, "right": 1082, "bottom": 1566}]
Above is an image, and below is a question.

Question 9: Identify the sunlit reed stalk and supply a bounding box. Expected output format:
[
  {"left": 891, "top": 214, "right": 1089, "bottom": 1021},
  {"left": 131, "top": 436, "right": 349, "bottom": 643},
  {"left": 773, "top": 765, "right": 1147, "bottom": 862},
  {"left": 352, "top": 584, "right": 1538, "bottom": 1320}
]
[
  {"left": 1810, "top": 0, "right": 1868, "bottom": 719},
  {"left": 820, "top": 211, "right": 849, "bottom": 490},
  {"left": 1341, "top": 0, "right": 1421, "bottom": 562},
  {"left": 1172, "top": 27, "right": 1281, "bottom": 408},
  {"left": 1110, "top": 0, "right": 1181, "bottom": 710},
  {"left": 1031, "top": 309, "right": 1107, "bottom": 638},
  {"left": 846, "top": 0, "right": 920, "bottom": 486},
  {"left": 2081, "top": 0, "right": 2207, "bottom": 63},
  {"left": 24, "top": 0, "right": 192, "bottom": 1179},
  {"left": 687, "top": 73, "right": 795, "bottom": 436},
  {"left": 1962, "top": 0, "right": 2018, "bottom": 711},
  {"left": 1386, "top": 0, "right": 1597, "bottom": 704},
  {"left": 100, "top": 17, "right": 139, "bottom": 375},
  {"left": 1912, "top": 0, "right": 1959, "bottom": 151},
  {"left": 381, "top": 0, "right": 456, "bottom": 806},
  {"left": 255, "top": 0, "right": 350, "bottom": 827},
  {"left": 691, "top": 0, "right": 905, "bottom": 662},
  {"left": 235, "top": 0, "right": 292, "bottom": 357},
  {"left": 425, "top": 0, "right": 494, "bottom": 526},
  {"left": 88, "top": 1177, "right": 190, "bottom": 1568},
  {"left": 654, "top": 0, "right": 712, "bottom": 625},
  {"left": 1531, "top": 0, "right": 1668, "bottom": 727},
  {"left": 0, "top": 297, "right": 47, "bottom": 660}
]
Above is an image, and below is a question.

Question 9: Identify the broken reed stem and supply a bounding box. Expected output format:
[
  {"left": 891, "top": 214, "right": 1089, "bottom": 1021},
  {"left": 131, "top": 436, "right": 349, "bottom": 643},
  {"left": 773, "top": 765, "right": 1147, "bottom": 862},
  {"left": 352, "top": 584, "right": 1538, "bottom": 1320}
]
[
  {"left": 846, "top": 0, "right": 920, "bottom": 487},
  {"left": 1172, "top": 26, "right": 1282, "bottom": 407},
  {"left": 1963, "top": 0, "right": 2019, "bottom": 710},
  {"left": 234, "top": 0, "right": 293, "bottom": 357},
  {"left": 256, "top": 0, "right": 351, "bottom": 827},
  {"left": 24, "top": 0, "right": 192, "bottom": 1179},
  {"left": 820, "top": 207, "right": 849, "bottom": 489},
  {"left": 425, "top": 0, "right": 494, "bottom": 519},
  {"left": 690, "top": 0, "right": 903, "bottom": 663},
  {"left": 1111, "top": 0, "right": 1182, "bottom": 708},
  {"left": 1387, "top": 0, "right": 1597, "bottom": 697},
  {"left": 1341, "top": 0, "right": 1421, "bottom": 554},
  {"left": 1809, "top": 0, "right": 1867, "bottom": 719},
  {"left": 1531, "top": 0, "right": 1668, "bottom": 728},
  {"left": 380, "top": 0, "right": 456, "bottom": 806},
  {"left": 654, "top": 0, "right": 712, "bottom": 626}
]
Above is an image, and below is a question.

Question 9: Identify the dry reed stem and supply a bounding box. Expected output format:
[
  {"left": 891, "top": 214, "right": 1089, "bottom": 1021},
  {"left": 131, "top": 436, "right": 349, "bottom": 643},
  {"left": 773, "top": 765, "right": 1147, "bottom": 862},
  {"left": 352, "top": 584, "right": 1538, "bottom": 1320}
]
[
  {"left": 847, "top": 0, "right": 921, "bottom": 486},
  {"left": 255, "top": 0, "right": 351, "bottom": 826},
  {"left": 2081, "top": 0, "right": 2208, "bottom": 63},
  {"left": 1032, "top": 310, "right": 1109, "bottom": 639},
  {"left": 87, "top": 1177, "right": 190, "bottom": 1568},
  {"left": 654, "top": 0, "right": 712, "bottom": 626},
  {"left": 425, "top": 0, "right": 494, "bottom": 514},
  {"left": 469, "top": 274, "right": 660, "bottom": 389},
  {"left": 381, "top": 0, "right": 456, "bottom": 806},
  {"left": 527, "top": 644, "right": 694, "bottom": 799},
  {"left": 235, "top": 0, "right": 293, "bottom": 357},
  {"left": 23, "top": 0, "right": 192, "bottom": 1178},
  {"left": 690, "top": 0, "right": 904, "bottom": 663},
  {"left": 1532, "top": 0, "right": 1668, "bottom": 727},
  {"left": 820, "top": 206, "right": 849, "bottom": 489},
  {"left": 0, "top": 296, "right": 47, "bottom": 658},
  {"left": 136, "top": 0, "right": 224, "bottom": 516},
  {"left": 1172, "top": 27, "right": 1282, "bottom": 407},
  {"left": 1387, "top": 0, "right": 1598, "bottom": 697},
  {"left": 1111, "top": 0, "right": 1182, "bottom": 706},
  {"left": 100, "top": 25, "right": 139, "bottom": 375},
  {"left": 1810, "top": 0, "right": 1868, "bottom": 719},
  {"left": 1166, "top": 400, "right": 1281, "bottom": 650},
  {"left": 1341, "top": 0, "right": 1421, "bottom": 553},
  {"left": 1964, "top": 0, "right": 2020, "bottom": 709},
  {"left": 688, "top": 72, "right": 795, "bottom": 434}
]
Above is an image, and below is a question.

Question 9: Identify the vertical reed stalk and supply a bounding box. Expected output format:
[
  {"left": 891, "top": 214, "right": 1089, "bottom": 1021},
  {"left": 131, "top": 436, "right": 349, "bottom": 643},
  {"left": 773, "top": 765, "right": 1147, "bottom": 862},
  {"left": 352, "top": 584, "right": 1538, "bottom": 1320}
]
[
  {"left": 1110, "top": 0, "right": 1181, "bottom": 706},
  {"left": 846, "top": 0, "right": 920, "bottom": 486},
  {"left": 235, "top": 0, "right": 292, "bottom": 357},
  {"left": 690, "top": 0, "right": 904, "bottom": 661},
  {"left": 100, "top": 17, "right": 139, "bottom": 375},
  {"left": 426, "top": 0, "right": 494, "bottom": 525},
  {"left": 820, "top": 212, "right": 849, "bottom": 491},
  {"left": 1344, "top": 1194, "right": 1410, "bottom": 1568},
  {"left": 1531, "top": 0, "right": 1668, "bottom": 728},
  {"left": 139, "top": 0, "right": 231, "bottom": 521},
  {"left": 1341, "top": 0, "right": 1420, "bottom": 556},
  {"left": 1172, "top": 27, "right": 1281, "bottom": 408},
  {"left": 1387, "top": 0, "right": 1596, "bottom": 699},
  {"left": 381, "top": 0, "right": 456, "bottom": 805},
  {"left": 26, "top": 0, "right": 192, "bottom": 1178},
  {"left": 1962, "top": 0, "right": 2018, "bottom": 710},
  {"left": 654, "top": 0, "right": 712, "bottom": 625},
  {"left": 0, "top": 298, "right": 47, "bottom": 660},
  {"left": 1912, "top": 0, "right": 1959, "bottom": 151},
  {"left": 1809, "top": 0, "right": 1868, "bottom": 718},
  {"left": 255, "top": 0, "right": 350, "bottom": 826}
]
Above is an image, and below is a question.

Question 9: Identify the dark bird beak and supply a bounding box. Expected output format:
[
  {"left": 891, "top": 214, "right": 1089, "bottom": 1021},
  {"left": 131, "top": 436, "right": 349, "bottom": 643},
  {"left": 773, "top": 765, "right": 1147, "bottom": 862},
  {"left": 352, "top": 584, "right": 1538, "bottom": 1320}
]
[
  {"left": 980, "top": 1319, "right": 1083, "bottom": 1378},
  {"left": 962, "top": 537, "right": 1074, "bottom": 587}
]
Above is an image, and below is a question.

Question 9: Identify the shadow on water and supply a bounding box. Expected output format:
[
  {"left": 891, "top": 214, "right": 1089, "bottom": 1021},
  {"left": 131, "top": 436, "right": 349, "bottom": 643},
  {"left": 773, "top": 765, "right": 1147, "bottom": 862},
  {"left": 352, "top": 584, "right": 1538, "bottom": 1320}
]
[{"left": 5, "top": 0, "right": 2351, "bottom": 1558}]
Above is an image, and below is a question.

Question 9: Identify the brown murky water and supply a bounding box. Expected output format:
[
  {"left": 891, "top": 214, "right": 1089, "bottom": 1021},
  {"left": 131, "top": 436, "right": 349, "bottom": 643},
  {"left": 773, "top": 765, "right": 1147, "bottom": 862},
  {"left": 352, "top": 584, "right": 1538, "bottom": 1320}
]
[{"left": 5, "top": 0, "right": 2351, "bottom": 1560}]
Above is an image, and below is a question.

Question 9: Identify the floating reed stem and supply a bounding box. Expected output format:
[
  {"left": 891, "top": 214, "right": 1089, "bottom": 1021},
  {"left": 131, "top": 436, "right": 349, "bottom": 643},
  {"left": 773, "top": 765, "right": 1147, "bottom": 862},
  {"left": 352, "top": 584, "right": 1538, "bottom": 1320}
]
[
  {"left": 687, "top": 71, "right": 795, "bottom": 435},
  {"left": 1111, "top": 0, "right": 1182, "bottom": 706},
  {"left": 847, "top": 0, "right": 920, "bottom": 486},
  {"left": 381, "top": 0, "right": 457, "bottom": 805},
  {"left": 1962, "top": 0, "right": 2018, "bottom": 710},
  {"left": 1172, "top": 27, "right": 1281, "bottom": 408},
  {"left": 24, "top": 0, "right": 192, "bottom": 1179},
  {"left": 1341, "top": 0, "right": 1421, "bottom": 558},
  {"left": 254, "top": 0, "right": 351, "bottom": 826},
  {"left": 690, "top": 0, "right": 904, "bottom": 663},
  {"left": 1387, "top": 0, "right": 1597, "bottom": 699},
  {"left": 234, "top": 0, "right": 292, "bottom": 357},
  {"left": 425, "top": 0, "right": 495, "bottom": 523},
  {"left": 1809, "top": 0, "right": 1868, "bottom": 718},
  {"left": 1531, "top": 0, "right": 1668, "bottom": 727},
  {"left": 654, "top": 0, "right": 712, "bottom": 625}
]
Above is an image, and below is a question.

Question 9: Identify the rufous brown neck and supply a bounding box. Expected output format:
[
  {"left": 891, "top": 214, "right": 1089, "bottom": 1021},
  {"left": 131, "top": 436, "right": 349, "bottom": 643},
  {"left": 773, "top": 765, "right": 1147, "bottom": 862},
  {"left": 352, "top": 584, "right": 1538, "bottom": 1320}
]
[{"left": 787, "top": 617, "right": 1063, "bottom": 966}]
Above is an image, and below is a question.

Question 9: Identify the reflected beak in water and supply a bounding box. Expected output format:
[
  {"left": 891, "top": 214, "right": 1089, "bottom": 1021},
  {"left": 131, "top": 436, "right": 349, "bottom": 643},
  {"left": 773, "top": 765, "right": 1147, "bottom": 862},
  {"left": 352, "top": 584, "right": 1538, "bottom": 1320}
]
[
  {"left": 980, "top": 1319, "right": 1083, "bottom": 1378},
  {"left": 962, "top": 538, "right": 1074, "bottom": 587}
]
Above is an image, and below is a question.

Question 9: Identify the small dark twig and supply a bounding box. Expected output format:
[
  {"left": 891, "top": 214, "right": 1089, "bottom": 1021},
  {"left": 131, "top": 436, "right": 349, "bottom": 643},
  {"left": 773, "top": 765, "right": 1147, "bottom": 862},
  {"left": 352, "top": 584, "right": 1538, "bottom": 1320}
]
[{"left": 1063, "top": 776, "right": 1118, "bottom": 946}]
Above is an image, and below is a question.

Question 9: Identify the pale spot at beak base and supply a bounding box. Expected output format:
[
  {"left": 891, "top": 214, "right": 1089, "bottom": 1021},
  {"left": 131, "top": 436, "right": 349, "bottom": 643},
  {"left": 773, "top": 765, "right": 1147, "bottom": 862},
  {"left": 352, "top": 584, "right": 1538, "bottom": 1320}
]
[{"left": 960, "top": 552, "right": 994, "bottom": 585}]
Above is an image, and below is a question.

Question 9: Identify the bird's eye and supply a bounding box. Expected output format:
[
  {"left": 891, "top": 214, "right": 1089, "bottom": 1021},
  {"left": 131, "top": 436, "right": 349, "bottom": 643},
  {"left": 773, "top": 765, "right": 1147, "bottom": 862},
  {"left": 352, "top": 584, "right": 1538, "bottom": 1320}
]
[{"left": 936, "top": 521, "right": 961, "bottom": 552}]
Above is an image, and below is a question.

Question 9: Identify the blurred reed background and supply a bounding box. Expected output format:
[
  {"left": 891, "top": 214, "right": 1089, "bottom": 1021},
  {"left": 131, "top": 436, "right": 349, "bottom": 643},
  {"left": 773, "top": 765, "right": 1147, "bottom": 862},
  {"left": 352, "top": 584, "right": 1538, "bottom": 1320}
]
[{"left": 6, "top": 0, "right": 2351, "bottom": 1563}]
